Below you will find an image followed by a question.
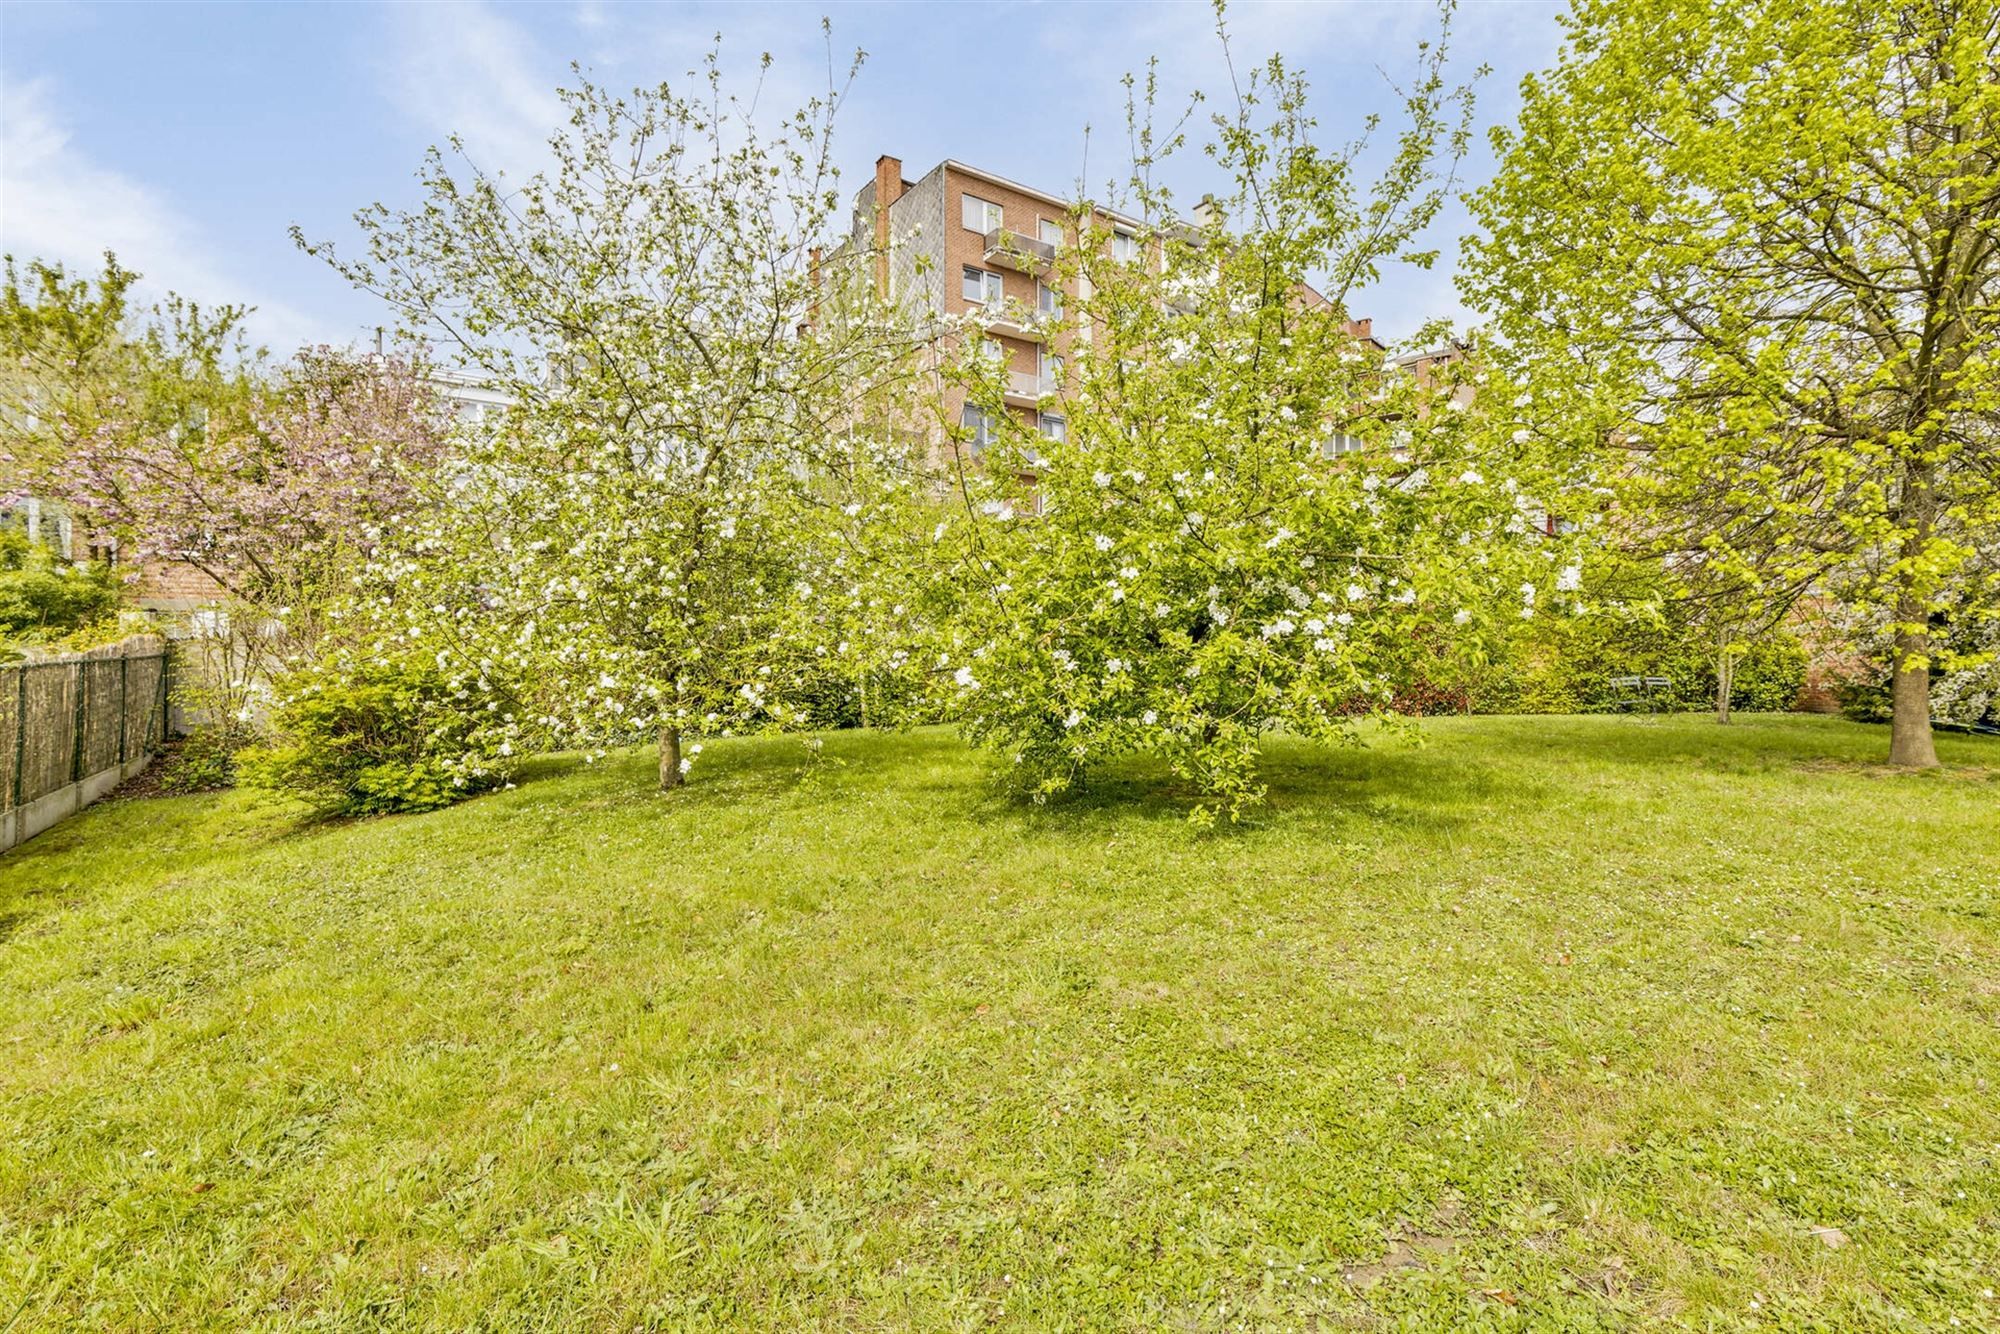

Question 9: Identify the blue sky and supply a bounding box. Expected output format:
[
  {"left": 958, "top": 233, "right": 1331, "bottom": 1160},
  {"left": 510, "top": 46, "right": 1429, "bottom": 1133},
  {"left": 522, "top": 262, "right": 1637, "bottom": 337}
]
[{"left": 1, "top": 1, "right": 1565, "bottom": 352}]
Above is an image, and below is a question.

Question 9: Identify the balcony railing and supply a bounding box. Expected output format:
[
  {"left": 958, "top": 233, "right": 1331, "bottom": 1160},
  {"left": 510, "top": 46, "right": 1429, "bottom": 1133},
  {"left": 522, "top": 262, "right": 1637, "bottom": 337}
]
[
  {"left": 976, "top": 299, "right": 1049, "bottom": 343},
  {"left": 1001, "top": 370, "right": 1059, "bottom": 405},
  {"left": 983, "top": 227, "right": 1057, "bottom": 274}
]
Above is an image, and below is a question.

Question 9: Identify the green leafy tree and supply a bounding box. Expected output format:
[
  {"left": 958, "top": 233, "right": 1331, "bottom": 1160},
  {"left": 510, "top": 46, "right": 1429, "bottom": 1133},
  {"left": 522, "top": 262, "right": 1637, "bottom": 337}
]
[
  {"left": 304, "top": 51, "right": 919, "bottom": 790},
  {"left": 926, "top": 18, "right": 1589, "bottom": 822},
  {"left": 1464, "top": 0, "right": 2000, "bottom": 767},
  {"left": 1, "top": 253, "right": 145, "bottom": 487},
  {"left": 1, "top": 253, "right": 257, "bottom": 494}
]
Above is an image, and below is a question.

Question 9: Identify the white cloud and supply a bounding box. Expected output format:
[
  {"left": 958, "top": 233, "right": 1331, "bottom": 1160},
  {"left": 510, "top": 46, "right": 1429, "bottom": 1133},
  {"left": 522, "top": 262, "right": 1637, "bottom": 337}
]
[
  {"left": 0, "top": 78, "right": 322, "bottom": 349},
  {"left": 378, "top": 2, "right": 567, "bottom": 179}
]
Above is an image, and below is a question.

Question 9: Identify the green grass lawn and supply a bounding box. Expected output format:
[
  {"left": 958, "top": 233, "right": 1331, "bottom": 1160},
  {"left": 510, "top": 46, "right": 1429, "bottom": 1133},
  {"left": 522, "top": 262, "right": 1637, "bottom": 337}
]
[{"left": 2, "top": 716, "right": 1996, "bottom": 1331}]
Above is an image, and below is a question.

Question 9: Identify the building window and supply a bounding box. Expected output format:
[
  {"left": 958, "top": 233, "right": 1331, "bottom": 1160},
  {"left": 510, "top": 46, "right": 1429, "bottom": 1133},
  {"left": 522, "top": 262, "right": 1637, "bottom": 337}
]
[
  {"left": 1037, "top": 282, "right": 1063, "bottom": 317},
  {"left": 1322, "top": 432, "right": 1367, "bottom": 457},
  {"left": 960, "top": 403, "right": 997, "bottom": 452},
  {"left": 962, "top": 265, "right": 1002, "bottom": 307},
  {"left": 1040, "top": 352, "right": 1063, "bottom": 390},
  {"left": 962, "top": 193, "right": 1003, "bottom": 233},
  {"left": 1111, "top": 229, "right": 1139, "bottom": 263},
  {"left": 1038, "top": 413, "right": 1066, "bottom": 444},
  {"left": 1037, "top": 218, "right": 1064, "bottom": 247}
]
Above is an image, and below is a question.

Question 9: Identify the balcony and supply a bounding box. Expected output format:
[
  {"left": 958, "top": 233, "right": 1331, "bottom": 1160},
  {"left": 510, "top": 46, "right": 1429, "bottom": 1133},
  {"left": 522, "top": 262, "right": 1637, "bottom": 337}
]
[
  {"left": 1001, "top": 370, "right": 1059, "bottom": 407},
  {"left": 982, "top": 227, "right": 1057, "bottom": 274},
  {"left": 974, "top": 299, "right": 1049, "bottom": 343}
]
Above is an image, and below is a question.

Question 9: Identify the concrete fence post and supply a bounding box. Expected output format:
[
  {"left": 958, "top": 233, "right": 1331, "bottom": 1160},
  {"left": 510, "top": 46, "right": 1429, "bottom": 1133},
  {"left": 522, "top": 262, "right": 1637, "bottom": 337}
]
[
  {"left": 10, "top": 666, "right": 24, "bottom": 810},
  {"left": 71, "top": 660, "right": 87, "bottom": 783}
]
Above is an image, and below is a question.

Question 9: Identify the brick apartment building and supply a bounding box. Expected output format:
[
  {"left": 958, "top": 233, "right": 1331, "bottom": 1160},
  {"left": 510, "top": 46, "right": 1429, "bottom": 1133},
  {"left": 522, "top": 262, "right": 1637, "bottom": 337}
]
[
  {"left": 846, "top": 154, "right": 1401, "bottom": 457},
  {"left": 848, "top": 155, "right": 1116, "bottom": 451}
]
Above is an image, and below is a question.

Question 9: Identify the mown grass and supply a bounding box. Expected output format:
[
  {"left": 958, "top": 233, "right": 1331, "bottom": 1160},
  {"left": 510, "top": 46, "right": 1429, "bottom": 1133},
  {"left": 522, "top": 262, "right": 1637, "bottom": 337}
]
[{"left": 1, "top": 715, "right": 1996, "bottom": 1331}]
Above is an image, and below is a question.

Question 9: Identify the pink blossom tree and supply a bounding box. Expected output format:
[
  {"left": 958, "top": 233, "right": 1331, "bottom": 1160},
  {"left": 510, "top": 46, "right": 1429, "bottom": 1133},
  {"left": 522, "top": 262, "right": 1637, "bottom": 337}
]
[{"left": 52, "top": 346, "right": 448, "bottom": 638}]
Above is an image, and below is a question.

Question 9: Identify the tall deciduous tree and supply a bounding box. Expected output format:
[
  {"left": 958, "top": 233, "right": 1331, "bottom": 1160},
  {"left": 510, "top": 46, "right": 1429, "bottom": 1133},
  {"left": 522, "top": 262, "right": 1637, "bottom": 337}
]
[
  {"left": 1, "top": 253, "right": 256, "bottom": 512},
  {"left": 51, "top": 348, "right": 444, "bottom": 620},
  {"left": 1464, "top": 0, "right": 2000, "bottom": 767},
  {"left": 1, "top": 254, "right": 146, "bottom": 486},
  {"left": 303, "top": 51, "right": 917, "bottom": 790},
  {"left": 927, "top": 19, "right": 1589, "bottom": 822}
]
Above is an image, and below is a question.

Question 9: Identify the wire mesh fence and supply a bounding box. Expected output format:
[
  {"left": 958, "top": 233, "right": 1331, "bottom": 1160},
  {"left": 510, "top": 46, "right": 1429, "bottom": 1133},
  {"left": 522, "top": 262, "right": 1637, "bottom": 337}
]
[{"left": 2, "top": 646, "right": 169, "bottom": 816}]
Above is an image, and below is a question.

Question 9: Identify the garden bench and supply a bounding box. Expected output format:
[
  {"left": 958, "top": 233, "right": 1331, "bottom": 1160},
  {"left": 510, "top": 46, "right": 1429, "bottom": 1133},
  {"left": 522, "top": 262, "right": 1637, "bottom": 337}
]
[{"left": 1609, "top": 675, "right": 1674, "bottom": 712}]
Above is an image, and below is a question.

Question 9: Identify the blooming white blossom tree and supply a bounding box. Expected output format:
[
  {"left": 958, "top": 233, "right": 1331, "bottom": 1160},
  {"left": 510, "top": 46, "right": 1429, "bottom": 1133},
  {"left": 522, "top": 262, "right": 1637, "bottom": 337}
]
[
  {"left": 303, "top": 49, "right": 919, "bottom": 789},
  {"left": 927, "top": 28, "right": 1589, "bottom": 821}
]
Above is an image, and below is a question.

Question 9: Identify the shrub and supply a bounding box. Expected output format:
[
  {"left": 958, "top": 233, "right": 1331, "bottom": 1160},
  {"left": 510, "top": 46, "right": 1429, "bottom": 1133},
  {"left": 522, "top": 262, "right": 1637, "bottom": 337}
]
[
  {"left": 1835, "top": 672, "right": 1891, "bottom": 724},
  {"left": 238, "top": 659, "right": 515, "bottom": 815},
  {"left": 156, "top": 722, "right": 256, "bottom": 795},
  {"left": 1478, "top": 613, "right": 1808, "bottom": 715},
  {"left": 0, "top": 530, "right": 118, "bottom": 641},
  {"left": 1833, "top": 616, "right": 1999, "bottom": 726}
]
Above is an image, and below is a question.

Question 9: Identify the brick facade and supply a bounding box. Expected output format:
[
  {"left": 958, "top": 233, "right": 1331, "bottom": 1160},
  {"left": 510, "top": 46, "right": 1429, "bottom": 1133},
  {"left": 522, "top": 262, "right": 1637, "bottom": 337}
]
[
  {"left": 855, "top": 157, "right": 1153, "bottom": 447},
  {"left": 847, "top": 155, "right": 1401, "bottom": 462}
]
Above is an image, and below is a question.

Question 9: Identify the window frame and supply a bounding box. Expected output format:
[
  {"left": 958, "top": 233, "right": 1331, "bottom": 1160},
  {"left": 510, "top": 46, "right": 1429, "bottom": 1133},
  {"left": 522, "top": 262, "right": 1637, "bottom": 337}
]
[
  {"left": 961, "top": 264, "right": 1003, "bottom": 308},
  {"left": 961, "top": 193, "right": 1003, "bottom": 234},
  {"left": 960, "top": 402, "right": 998, "bottom": 452}
]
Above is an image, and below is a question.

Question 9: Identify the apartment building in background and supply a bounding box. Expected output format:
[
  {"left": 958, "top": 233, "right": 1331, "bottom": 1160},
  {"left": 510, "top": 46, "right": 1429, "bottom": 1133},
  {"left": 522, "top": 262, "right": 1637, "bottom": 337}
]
[
  {"left": 846, "top": 154, "right": 1399, "bottom": 460},
  {"left": 848, "top": 155, "right": 1122, "bottom": 454}
]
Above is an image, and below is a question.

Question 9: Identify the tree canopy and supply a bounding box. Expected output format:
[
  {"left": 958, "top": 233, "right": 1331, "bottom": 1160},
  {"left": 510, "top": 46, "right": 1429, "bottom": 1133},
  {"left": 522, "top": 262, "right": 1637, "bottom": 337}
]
[{"left": 1464, "top": 0, "right": 2000, "bottom": 767}]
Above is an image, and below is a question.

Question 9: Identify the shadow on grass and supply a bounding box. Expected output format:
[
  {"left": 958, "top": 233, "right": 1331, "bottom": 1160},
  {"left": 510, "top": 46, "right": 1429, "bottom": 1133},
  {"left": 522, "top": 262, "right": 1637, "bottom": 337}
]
[
  {"left": 942, "top": 725, "right": 1515, "bottom": 844},
  {"left": 491, "top": 728, "right": 956, "bottom": 818}
]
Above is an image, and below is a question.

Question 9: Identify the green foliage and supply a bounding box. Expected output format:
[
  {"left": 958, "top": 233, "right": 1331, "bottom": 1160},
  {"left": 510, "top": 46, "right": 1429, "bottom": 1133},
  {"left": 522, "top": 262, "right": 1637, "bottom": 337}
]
[
  {"left": 0, "top": 252, "right": 144, "bottom": 481},
  {"left": 1480, "top": 611, "right": 1809, "bottom": 715},
  {"left": 238, "top": 659, "right": 514, "bottom": 815},
  {"left": 783, "top": 669, "right": 933, "bottom": 732},
  {"left": 1463, "top": 0, "right": 2000, "bottom": 766},
  {"left": 1, "top": 252, "right": 257, "bottom": 486},
  {"left": 305, "top": 58, "right": 914, "bottom": 790},
  {"left": 927, "top": 26, "right": 1588, "bottom": 822},
  {"left": 1835, "top": 613, "right": 2000, "bottom": 725},
  {"left": 1836, "top": 672, "right": 1892, "bottom": 724},
  {"left": 0, "top": 529, "right": 118, "bottom": 641},
  {"left": 154, "top": 723, "right": 254, "bottom": 795}
]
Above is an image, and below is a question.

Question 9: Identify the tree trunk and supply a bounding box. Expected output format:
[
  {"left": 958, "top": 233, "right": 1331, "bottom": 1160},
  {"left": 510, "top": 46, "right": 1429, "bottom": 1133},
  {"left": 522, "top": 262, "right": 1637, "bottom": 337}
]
[
  {"left": 658, "top": 725, "right": 684, "bottom": 790},
  {"left": 1714, "top": 625, "right": 1734, "bottom": 725},
  {"left": 1887, "top": 618, "right": 1939, "bottom": 768}
]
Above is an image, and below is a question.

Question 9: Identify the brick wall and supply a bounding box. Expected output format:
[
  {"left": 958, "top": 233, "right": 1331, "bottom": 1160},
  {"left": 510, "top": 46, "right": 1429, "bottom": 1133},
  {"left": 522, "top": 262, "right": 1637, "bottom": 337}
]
[{"left": 131, "top": 558, "right": 227, "bottom": 610}]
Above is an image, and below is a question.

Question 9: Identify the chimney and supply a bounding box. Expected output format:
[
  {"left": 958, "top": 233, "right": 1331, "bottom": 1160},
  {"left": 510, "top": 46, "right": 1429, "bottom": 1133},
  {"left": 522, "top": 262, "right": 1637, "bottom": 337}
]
[
  {"left": 1192, "top": 193, "right": 1222, "bottom": 229},
  {"left": 1344, "top": 317, "right": 1374, "bottom": 342},
  {"left": 873, "top": 155, "right": 903, "bottom": 300}
]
